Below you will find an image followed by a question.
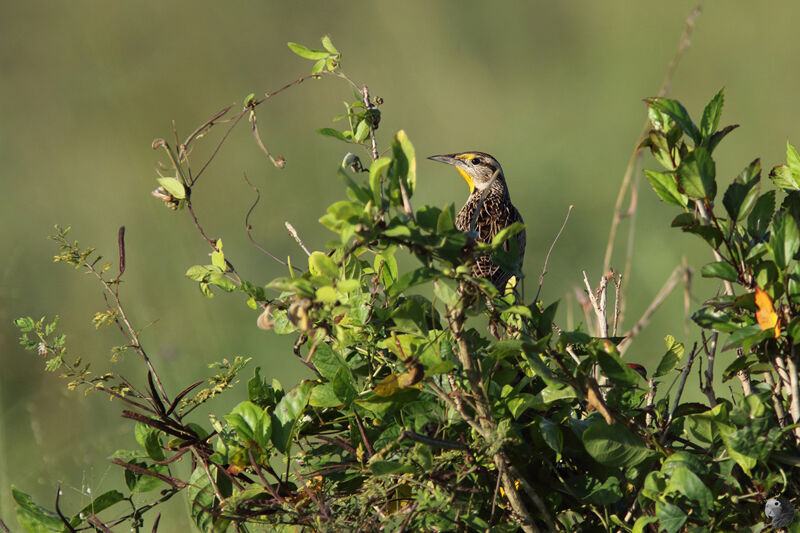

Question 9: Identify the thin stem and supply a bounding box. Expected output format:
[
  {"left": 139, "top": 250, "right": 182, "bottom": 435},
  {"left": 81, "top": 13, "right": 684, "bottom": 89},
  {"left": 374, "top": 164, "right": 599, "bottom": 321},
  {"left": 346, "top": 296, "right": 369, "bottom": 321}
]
[
  {"left": 603, "top": 5, "right": 701, "bottom": 273},
  {"left": 535, "top": 205, "right": 573, "bottom": 303},
  {"left": 663, "top": 344, "right": 698, "bottom": 440},
  {"left": 285, "top": 221, "right": 312, "bottom": 257}
]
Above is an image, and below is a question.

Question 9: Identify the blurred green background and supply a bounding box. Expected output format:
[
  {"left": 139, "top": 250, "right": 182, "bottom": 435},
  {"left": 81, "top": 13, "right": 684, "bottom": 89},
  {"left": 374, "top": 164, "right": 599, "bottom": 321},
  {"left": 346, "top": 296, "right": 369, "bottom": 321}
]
[{"left": 2, "top": 1, "right": 798, "bottom": 529}]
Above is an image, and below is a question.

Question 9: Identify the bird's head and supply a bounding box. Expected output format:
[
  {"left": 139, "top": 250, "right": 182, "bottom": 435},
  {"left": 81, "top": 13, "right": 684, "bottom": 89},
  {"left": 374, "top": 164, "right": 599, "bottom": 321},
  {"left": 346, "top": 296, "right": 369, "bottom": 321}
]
[{"left": 427, "top": 152, "right": 503, "bottom": 194}]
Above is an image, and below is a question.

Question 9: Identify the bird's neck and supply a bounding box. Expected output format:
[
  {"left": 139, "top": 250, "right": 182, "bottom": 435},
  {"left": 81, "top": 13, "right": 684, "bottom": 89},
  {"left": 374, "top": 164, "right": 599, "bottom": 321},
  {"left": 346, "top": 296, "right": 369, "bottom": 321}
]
[{"left": 473, "top": 175, "right": 509, "bottom": 200}]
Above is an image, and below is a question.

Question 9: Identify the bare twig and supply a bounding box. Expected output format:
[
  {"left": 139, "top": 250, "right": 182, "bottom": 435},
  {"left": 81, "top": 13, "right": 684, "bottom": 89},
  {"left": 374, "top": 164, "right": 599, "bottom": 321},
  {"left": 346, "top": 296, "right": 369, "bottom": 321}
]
[
  {"left": 241, "top": 174, "right": 301, "bottom": 271},
  {"left": 611, "top": 271, "right": 622, "bottom": 337},
  {"left": 86, "top": 515, "right": 114, "bottom": 533},
  {"left": 83, "top": 245, "right": 171, "bottom": 404},
  {"left": 645, "top": 377, "right": 658, "bottom": 427},
  {"left": 360, "top": 85, "right": 379, "bottom": 162},
  {"left": 700, "top": 332, "right": 718, "bottom": 407},
  {"left": 618, "top": 264, "right": 687, "bottom": 353},
  {"left": 603, "top": 5, "right": 701, "bottom": 273},
  {"left": 116, "top": 225, "right": 126, "bottom": 282},
  {"left": 285, "top": 221, "right": 312, "bottom": 256},
  {"left": 112, "top": 459, "right": 187, "bottom": 490},
  {"left": 445, "top": 301, "right": 542, "bottom": 533},
  {"left": 191, "top": 110, "right": 248, "bottom": 185},
  {"left": 249, "top": 108, "right": 286, "bottom": 169},
  {"left": 151, "top": 513, "right": 161, "bottom": 533},
  {"left": 786, "top": 347, "right": 800, "bottom": 443},
  {"left": 54, "top": 486, "right": 77, "bottom": 533},
  {"left": 582, "top": 272, "right": 609, "bottom": 337},
  {"left": 354, "top": 412, "right": 375, "bottom": 459},
  {"left": 764, "top": 371, "right": 786, "bottom": 429},
  {"left": 535, "top": 205, "right": 573, "bottom": 303},
  {"left": 663, "top": 343, "right": 698, "bottom": 439},
  {"left": 191, "top": 447, "right": 226, "bottom": 507}
]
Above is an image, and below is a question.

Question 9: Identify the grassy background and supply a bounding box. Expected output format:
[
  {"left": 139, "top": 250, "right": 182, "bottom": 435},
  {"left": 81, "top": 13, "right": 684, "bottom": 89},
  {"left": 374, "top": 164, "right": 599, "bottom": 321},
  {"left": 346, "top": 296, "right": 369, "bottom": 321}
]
[{"left": 2, "top": 2, "right": 798, "bottom": 529}]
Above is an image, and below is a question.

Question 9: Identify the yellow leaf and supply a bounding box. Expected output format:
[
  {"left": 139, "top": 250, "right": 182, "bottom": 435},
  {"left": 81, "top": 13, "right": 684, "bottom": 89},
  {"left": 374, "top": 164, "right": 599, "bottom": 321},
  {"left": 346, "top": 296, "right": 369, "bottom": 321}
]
[
  {"left": 374, "top": 374, "right": 401, "bottom": 397},
  {"left": 755, "top": 287, "right": 781, "bottom": 338}
]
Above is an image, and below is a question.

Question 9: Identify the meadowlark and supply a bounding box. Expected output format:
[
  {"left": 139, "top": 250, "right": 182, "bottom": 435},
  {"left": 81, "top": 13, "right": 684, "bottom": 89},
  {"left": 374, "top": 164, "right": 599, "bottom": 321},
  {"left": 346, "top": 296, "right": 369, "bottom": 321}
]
[{"left": 428, "top": 152, "right": 526, "bottom": 291}]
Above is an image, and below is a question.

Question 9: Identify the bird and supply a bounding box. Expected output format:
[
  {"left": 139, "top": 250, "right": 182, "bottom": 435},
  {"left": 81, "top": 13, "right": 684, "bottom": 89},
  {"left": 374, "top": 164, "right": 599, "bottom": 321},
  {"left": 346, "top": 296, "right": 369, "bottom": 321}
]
[
  {"left": 765, "top": 497, "right": 795, "bottom": 528},
  {"left": 427, "top": 152, "right": 526, "bottom": 291}
]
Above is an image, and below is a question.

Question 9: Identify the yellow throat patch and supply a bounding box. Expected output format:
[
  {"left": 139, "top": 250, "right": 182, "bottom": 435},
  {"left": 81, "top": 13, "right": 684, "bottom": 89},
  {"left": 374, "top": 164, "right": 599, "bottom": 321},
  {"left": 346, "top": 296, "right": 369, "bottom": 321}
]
[{"left": 456, "top": 167, "right": 475, "bottom": 193}]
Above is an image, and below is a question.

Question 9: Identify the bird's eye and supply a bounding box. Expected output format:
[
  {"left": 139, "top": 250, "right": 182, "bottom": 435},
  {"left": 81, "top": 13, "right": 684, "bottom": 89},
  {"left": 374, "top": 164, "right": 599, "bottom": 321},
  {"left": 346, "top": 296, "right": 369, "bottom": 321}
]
[{"left": 470, "top": 157, "right": 481, "bottom": 165}]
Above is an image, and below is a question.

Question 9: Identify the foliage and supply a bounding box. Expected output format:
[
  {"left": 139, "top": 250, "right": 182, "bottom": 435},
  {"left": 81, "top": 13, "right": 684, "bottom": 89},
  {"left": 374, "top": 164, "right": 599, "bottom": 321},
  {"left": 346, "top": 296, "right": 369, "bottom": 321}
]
[{"left": 10, "top": 38, "right": 800, "bottom": 533}]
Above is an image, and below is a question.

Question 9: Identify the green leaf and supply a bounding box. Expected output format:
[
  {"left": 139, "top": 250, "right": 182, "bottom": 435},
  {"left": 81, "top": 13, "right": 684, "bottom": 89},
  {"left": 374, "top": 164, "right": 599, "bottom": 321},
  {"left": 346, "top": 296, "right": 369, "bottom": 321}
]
[
  {"left": 491, "top": 222, "right": 526, "bottom": 247},
  {"left": 309, "top": 383, "right": 341, "bottom": 407},
  {"left": 211, "top": 239, "right": 225, "bottom": 270},
  {"left": 370, "top": 460, "right": 414, "bottom": 475},
  {"left": 70, "top": 490, "right": 125, "bottom": 528},
  {"left": 274, "top": 380, "right": 314, "bottom": 426},
  {"left": 665, "top": 466, "right": 712, "bottom": 513},
  {"left": 632, "top": 516, "right": 659, "bottom": 533},
  {"left": 156, "top": 177, "right": 186, "bottom": 199},
  {"left": 188, "top": 465, "right": 231, "bottom": 533},
  {"left": 369, "top": 157, "right": 391, "bottom": 203},
  {"left": 286, "top": 42, "right": 330, "bottom": 60},
  {"left": 700, "top": 88, "right": 724, "bottom": 142},
  {"left": 707, "top": 124, "right": 739, "bottom": 153},
  {"left": 315, "top": 285, "right": 337, "bottom": 304},
  {"left": 12, "top": 486, "right": 63, "bottom": 532},
  {"left": 769, "top": 165, "right": 800, "bottom": 191},
  {"left": 747, "top": 190, "right": 775, "bottom": 239},
  {"left": 582, "top": 421, "right": 651, "bottom": 468},
  {"left": 375, "top": 250, "right": 398, "bottom": 289},
  {"left": 311, "top": 58, "right": 325, "bottom": 75},
  {"left": 676, "top": 146, "right": 716, "bottom": 200},
  {"left": 539, "top": 417, "right": 563, "bottom": 454},
  {"left": 768, "top": 212, "right": 800, "bottom": 269},
  {"left": 490, "top": 339, "right": 523, "bottom": 359},
  {"left": 646, "top": 97, "right": 701, "bottom": 144},
  {"left": 644, "top": 170, "right": 687, "bottom": 207},
  {"left": 134, "top": 423, "right": 165, "bottom": 461},
  {"left": 309, "top": 251, "right": 339, "bottom": 279},
  {"left": 318, "top": 128, "right": 348, "bottom": 142},
  {"left": 653, "top": 335, "right": 684, "bottom": 378},
  {"left": 700, "top": 261, "right": 739, "bottom": 282},
  {"left": 787, "top": 140, "right": 800, "bottom": 175},
  {"left": 311, "top": 343, "right": 344, "bottom": 379},
  {"left": 596, "top": 350, "right": 640, "bottom": 386},
  {"left": 437, "top": 203, "right": 456, "bottom": 233},
  {"left": 565, "top": 476, "right": 622, "bottom": 505},
  {"left": 337, "top": 278, "right": 360, "bottom": 293},
  {"left": 655, "top": 501, "right": 687, "bottom": 533},
  {"left": 723, "top": 161, "right": 761, "bottom": 221},
  {"left": 271, "top": 380, "right": 315, "bottom": 453},
  {"left": 332, "top": 366, "right": 356, "bottom": 407},
  {"left": 226, "top": 401, "right": 271, "bottom": 448},
  {"left": 321, "top": 35, "right": 338, "bottom": 54},
  {"left": 388, "top": 267, "right": 438, "bottom": 297},
  {"left": 433, "top": 279, "right": 460, "bottom": 306},
  {"left": 391, "top": 130, "right": 417, "bottom": 196},
  {"left": 186, "top": 264, "right": 214, "bottom": 281},
  {"left": 353, "top": 120, "right": 370, "bottom": 143},
  {"left": 723, "top": 324, "right": 768, "bottom": 351}
]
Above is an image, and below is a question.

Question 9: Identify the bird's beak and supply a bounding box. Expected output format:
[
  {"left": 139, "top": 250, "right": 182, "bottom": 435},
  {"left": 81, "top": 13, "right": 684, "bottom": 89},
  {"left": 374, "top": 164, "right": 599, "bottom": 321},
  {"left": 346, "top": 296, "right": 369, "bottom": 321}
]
[
  {"left": 427, "top": 154, "right": 474, "bottom": 193},
  {"left": 427, "top": 154, "right": 458, "bottom": 165}
]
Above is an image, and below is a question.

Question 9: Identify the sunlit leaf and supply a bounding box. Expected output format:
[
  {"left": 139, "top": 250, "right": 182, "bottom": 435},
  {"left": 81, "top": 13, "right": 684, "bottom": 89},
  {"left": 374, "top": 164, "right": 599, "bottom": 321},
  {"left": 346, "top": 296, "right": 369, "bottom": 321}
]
[{"left": 755, "top": 287, "right": 780, "bottom": 338}]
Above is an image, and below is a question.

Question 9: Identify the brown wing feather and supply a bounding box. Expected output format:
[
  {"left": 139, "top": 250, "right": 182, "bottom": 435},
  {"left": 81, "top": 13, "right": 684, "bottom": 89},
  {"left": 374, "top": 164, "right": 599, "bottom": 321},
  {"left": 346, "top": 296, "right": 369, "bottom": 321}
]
[{"left": 456, "top": 188, "right": 526, "bottom": 290}]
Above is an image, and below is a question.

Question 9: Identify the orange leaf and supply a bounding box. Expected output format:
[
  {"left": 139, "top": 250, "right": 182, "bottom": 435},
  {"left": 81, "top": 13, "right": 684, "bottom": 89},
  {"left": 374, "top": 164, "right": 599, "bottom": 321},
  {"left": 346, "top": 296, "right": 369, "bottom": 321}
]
[{"left": 755, "top": 287, "right": 781, "bottom": 338}]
